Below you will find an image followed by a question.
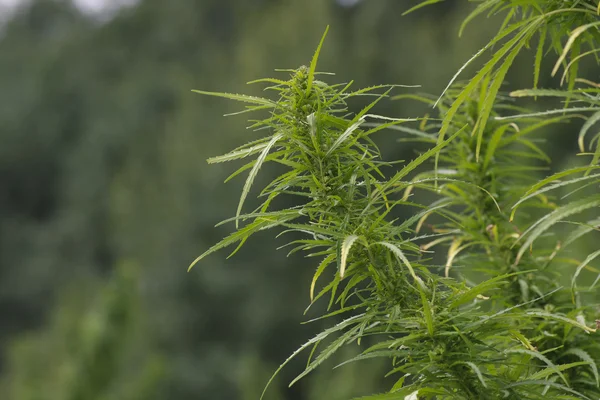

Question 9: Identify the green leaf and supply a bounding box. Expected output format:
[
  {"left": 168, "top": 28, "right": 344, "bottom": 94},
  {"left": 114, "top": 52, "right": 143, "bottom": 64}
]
[
  {"left": 188, "top": 211, "right": 298, "bottom": 271},
  {"left": 288, "top": 324, "right": 362, "bottom": 387},
  {"left": 458, "top": 0, "right": 501, "bottom": 37},
  {"left": 561, "top": 348, "right": 599, "bottom": 386},
  {"left": 563, "top": 217, "right": 600, "bottom": 248},
  {"left": 571, "top": 249, "right": 600, "bottom": 295},
  {"left": 510, "top": 170, "right": 600, "bottom": 220},
  {"left": 579, "top": 109, "right": 600, "bottom": 158},
  {"left": 507, "top": 348, "right": 569, "bottom": 385},
  {"left": 306, "top": 26, "right": 329, "bottom": 95},
  {"left": 191, "top": 90, "right": 275, "bottom": 106},
  {"left": 552, "top": 21, "right": 600, "bottom": 77},
  {"left": 207, "top": 141, "right": 270, "bottom": 163},
  {"left": 235, "top": 133, "right": 283, "bottom": 228},
  {"left": 349, "top": 88, "right": 394, "bottom": 127},
  {"left": 434, "top": 16, "right": 538, "bottom": 154},
  {"left": 326, "top": 119, "right": 365, "bottom": 157},
  {"left": 473, "top": 29, "right": 530, "bottom": 161},
  {"left": 418, "top": 286, "right": 434, "bottom": 337},
  {"left": 514, "top": 195, "right": 600, "bottom": 264},
  {"left": 483, "top": 124, "right": 510, "bottom": 169},
  {"left": 260, "top": 314, "right": 365, "bottom": 400},
  {"left": 495, "top": 107, "right": 600, "bottom": 121},
  {"left": 534, "top": 25, "right": 547, "bottom": 90},
  {"left": 505, "top": 380, "right": 592, "bottom": 399},
  {"left": 375, "top": 242, "right": 419, "bottom": 284},
  {"left": 525, "top": 311, "right": 596, "bottom": 333},
  {"left": 463, "top": 361, "right": 488, "bottom": 388},
  {"left": 367, "top": 126, "right": 466, "bottom": 208},
  {"left": 402, "top": 0, "right": 445, "bottom": 16},
  {"left": 340, "top": 235, "right": 361, "bottom": 279},
  {"left": 509, "top": 88, "right": 592, "bottom": 102},
  {"left": 528, "top": 361, "right": 590, "bottom": 382},
  {"left": 450, "top": 272, "right": 513, "bottom": 309},
  {"left": 353, "top": 389, "right": 419, "bottom": 400},
  {"left": 310, "top": 253, "right": 336, "bottom": 301}
]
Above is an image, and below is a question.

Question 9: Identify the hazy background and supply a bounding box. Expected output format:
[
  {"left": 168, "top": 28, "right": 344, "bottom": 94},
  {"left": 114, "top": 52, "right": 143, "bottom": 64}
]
[{"left": 0, "top": 1, "right": 590, "bottom": 399}]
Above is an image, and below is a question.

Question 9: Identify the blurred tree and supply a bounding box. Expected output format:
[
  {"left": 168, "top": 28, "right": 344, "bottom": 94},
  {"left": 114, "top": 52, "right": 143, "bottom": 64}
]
[{"left": 0, "top": 262, "right": 164, "bottom": 400}]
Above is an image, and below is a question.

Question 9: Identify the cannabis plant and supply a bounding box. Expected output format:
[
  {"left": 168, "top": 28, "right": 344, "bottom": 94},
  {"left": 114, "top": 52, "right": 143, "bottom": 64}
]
[{"left": 191, "top": 3, "right": 600, "bottom": 399}]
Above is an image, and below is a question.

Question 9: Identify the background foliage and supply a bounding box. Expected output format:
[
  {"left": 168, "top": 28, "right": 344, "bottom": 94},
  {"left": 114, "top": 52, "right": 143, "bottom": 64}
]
[{"left": 0, "top": 0, "right": 597, "bottom": 399}]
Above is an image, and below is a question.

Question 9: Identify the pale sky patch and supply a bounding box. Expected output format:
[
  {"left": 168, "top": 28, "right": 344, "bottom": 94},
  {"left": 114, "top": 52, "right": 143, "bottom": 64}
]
[{"left": 0, "top": 0, "right": 136, "bottom": 14}]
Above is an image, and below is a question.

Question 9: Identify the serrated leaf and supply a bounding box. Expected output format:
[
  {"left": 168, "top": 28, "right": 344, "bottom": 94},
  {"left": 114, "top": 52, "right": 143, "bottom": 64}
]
[
  {"left": 507, "top": 348, "right": 568, "bottom": 385},
  {"left": 483, "top": 124, "right": 510, "bottom": 169},
  {"left": 509, "top": 88, "right": 591, "bottom": 102},
  {"left": 306, "top": 26, "right": 329, "bottom": 95},
  {"left": 235, "top": 133, "right": 283, "bottom": 228},
  {"left": 459, "top": 0, "right": 500, "bottom": 37},
  {"left": 572, "top": 249, "right": 600, "bottom": 295},
  {"left": 352, "top": 388, "right": 419, "bottom": 400},
  {"left": 402, "top": 0, "right": 444, "bottom": 15},
  {"left": 188, "top": 212, "right": 298, "bottom": 271},
  {"left": 563, "top": 217, "right": 600, "bottom": 248},
  {"left": 450, "top": 272, "right": 513, "bottom": 309},
  {"left": 505, "top": 379, "right": 592, "bottom": 399},
  {"left": 528, "top": 361, "right": 590, "bottom": 382},
  {"left": 561, "top": 348, "right": 599, "bottom": 386},
  {"left": 288, "top": 323, "right": 362, "bottom": 387},
  {"left": 495, "top": 107, "right": 600, "bottom": 121},
  {"left": 511, "top": 170, "right": 600, "bottom": 220},
  {"left": 191, "top": 90, "right": 275, "bottom": 106},
  {"left": 552, "top": 21, "right": 600, "bottom": 77},
  {"left": 526, "top": 311, "right": 596, "bottom": 333},
  {"left": 367, "top": 126, "right": 466, "bottom": 209},
  {"left": 310, "top": 253, "right": 336, "bottom": 301},
  {"left": 514, "top": 195, "right": 600, "bottom": 264},
  {"left": 434, "top": 15, "right": 539, "bottom": 170},
  {"left": 207, "top": 141, "right": 271, "bottom": 163},
  {"left": 534, "top": 25, "right": 547, "bottom": 90},
  {"left": 463, "top": 361, "right": 488, "bottom": 388},
  {"left": 474, "top": 37, "right": 528, "bottom": 162},
  {"left": 326, "top": 119, "right": 365, "bottom": 157},
  {"left": 260, "top": 314, "right": 365, "bottom": 400},
  {"left": 418, "top": 286, "right": 434, "bottom": 337},
  {"left": 375, "top": 242, "right": 419, "bottom": 283},
  {"left": 578, "top": 110, "right": 600, "bottom": 152},
  {"left": 340, "top": 235, "right": 360, "bottom": 279}
]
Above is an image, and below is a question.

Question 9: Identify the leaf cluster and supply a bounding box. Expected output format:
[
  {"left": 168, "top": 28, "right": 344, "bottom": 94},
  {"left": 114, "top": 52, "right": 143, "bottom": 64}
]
[{"left": 191, "top": 3, "right": 600, "bottom": 399}]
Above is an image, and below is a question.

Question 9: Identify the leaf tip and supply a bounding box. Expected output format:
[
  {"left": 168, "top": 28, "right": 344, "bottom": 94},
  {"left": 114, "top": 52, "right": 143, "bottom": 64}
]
[{"left": 187, "top": 255, "right": 203, "bottom": 272}]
